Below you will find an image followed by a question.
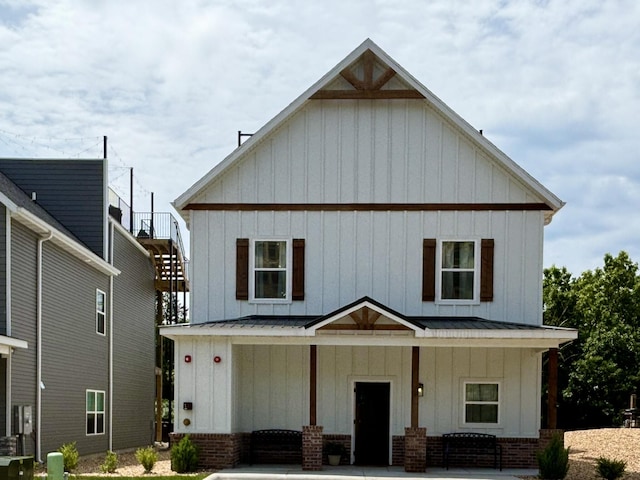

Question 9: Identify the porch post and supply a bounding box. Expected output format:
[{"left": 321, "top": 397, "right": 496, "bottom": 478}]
[
  {"left": 404, "top": 346, "right": 426, "bottom": 472},
  {"left": 411, "top": 346, "right": 419, "bottom": 428},
  {"left": 547, "top": 347, "right": 558, "bottom": 429},
  {"left": 310, "top": 345, "right": 317, "bottom": 425},
  {"left": 303, "top": 345, "right": 322, "bottom": 470}
]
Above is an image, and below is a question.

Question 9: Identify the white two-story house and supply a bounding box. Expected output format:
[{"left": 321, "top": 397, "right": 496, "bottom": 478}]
[{"left": 162, "top": 39, "right": 577, "bottom": 472}]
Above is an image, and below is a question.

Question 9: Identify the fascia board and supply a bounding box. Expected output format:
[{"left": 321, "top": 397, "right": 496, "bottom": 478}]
[
  {"left": 0, "top": 192, "right": 18, "bottom": 212},
  {"left": 0, "top": 335, "right": 28, "bottom": 349},
  {"left": 14, "top": 208, "right": 120, "bottom": 276}
]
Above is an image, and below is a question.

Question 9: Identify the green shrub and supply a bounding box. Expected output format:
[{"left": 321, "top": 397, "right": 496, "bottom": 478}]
[
  {"left": 135, "top": 446, "right": 158, "bottom": 473},
  {"left": 537, "top": 433, "right": 570, "bottom": 480},
  {"left": 58, "top": 442, "right": 79, "bottom": 472},
  {"left": 596, "top": 457, "right": 626, "bottom": 480},
  {"left": 100, "top": 450, "right": 118, "bottom": 473},
  {"left": 171, "top": 435, "right": 199, "bottom": 473}
]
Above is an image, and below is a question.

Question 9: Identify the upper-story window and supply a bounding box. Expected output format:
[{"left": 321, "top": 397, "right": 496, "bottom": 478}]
[
  {"left": 237, "top": 238, "right": 305, "bottom": 302},
  {"left": 440, "top": 240, "right": 478, "bottom": 301},
  {"left": 96, "top": 289, "right": 106, "bottom": 335},
  {"left": 422, "top": 238, "right": 494, "bottom": 303},
  {"left": 252, "top": 240, "right": 291, "bottom": 301}
]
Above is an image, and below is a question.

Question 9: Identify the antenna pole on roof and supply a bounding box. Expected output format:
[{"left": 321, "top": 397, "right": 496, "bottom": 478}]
[
  {"left": 103, "top": 136, "right": 107, "bottom": 159},
  {"left": 130, "top": 168, "right": 134, "bottom": 233}
]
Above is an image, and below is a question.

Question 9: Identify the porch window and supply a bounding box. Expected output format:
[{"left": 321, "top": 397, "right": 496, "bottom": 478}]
[
  {"left": 252, "top": 240, "right": 290, "bottom": 301},
  {"left": 96, "top": 289, "right": 106, "bottom": 335},
  {"left": 440, "top": 241, "right": 478, "bottom": 301},
  {"left": 86, "top": 390, "right": 105, "bottom": 435},
  {"left": 464, "top": 382, "right": 499, "bottom": 424}
]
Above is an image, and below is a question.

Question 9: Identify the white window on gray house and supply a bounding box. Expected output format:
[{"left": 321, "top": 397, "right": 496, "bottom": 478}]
[
  {"left": 464, "top": 382, "right": 499, "bottom": 424},
  {"left": 86, "top": 390, "right": 105, "bottom": 435},
  {"left": 440, "top": 240, "right": 477, "bottom": 301},
  {"left": 96, "top": 289, "right": 106, "bottom": 335},
  {"left": 252, "top": 240, "right": 290, "bottom": 301}
]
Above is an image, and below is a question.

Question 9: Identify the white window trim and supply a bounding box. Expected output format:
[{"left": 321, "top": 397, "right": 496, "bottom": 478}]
[
  {"left": 461, "top": 380, "right": 501, "bottom": 427},
  {"left": 436, "top": 238, "right": 481, "bottom": 305},
  {"left": 249, "top": 238, "right": 292, "bottom": 304},
  {"left": 86, "top": 389, "right": 106, "bottom": 436},
  {"left": 96, "top": 289, "right": 106, "bottom": 336}
]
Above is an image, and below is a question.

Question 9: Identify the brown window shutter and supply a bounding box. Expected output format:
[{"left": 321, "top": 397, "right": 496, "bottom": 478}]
[
  {"left": 480, "top": 238, "right": 494, "bottom": 302},
  {"left": 422, "top": 239, "right": 436, "bottom": 301},
  {"left": 236, "top": 238, "right": 249, "bottom": 300},
  {"left": 292, "top": 239, "right": 305, "bottom": 300}
]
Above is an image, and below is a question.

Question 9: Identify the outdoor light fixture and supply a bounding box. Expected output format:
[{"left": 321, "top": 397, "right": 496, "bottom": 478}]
[
  {"left": 417, "top": 383, "right": 424, "bottom": 397},
  {"left": 184, "top": 355, "right": 192, "bottom": 363},
  {"left": 213, "top": 355, "right": 222, "bottom": 363}
]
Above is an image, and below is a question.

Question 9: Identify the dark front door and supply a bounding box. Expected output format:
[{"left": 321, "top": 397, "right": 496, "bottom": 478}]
[{"left": 354, "top": 382, "right": 390, "bottom": 465}]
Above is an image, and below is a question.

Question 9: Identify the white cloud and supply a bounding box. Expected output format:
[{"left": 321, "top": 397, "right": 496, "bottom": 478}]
[{"left": 0, "top": 0, "right": 638, "bottom": 275}]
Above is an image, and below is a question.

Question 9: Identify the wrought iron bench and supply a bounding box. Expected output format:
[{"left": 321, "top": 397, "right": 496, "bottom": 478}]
[
  {"left": 250, "top": 429, "right": 302, "bottom": 465},
  {"left": 442, "top": 432, "right": 502, "bottom": 470}
]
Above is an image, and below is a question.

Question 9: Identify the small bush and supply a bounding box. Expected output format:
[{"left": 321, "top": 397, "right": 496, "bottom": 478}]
[
  {"left": 596, "top": 457, "right": 626, "bottom": 480},
  {"left": 135, "top": 446, "right": 158, "bottom": 473},
  {"left": 100, "top": 450, "right": 118, "bottom": 473},
  {"left": 171, "top": 435, "right": 199, "bottom": 473},
  {"left": 537, "top": 433, "right": 570, "bottom": 480},
  {"left": 58, "top": 442, "right": 79, "bottom": 472}
]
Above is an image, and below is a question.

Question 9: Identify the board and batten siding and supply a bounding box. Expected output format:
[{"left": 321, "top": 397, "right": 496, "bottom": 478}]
[
  {"left": 192, "top": 100, "right": 544, "bottom": 205},
  {"left": 190, "top": 209, "right": 543, "bottom": 324},
  {"left": 173, "top": 342, "right": 540, "bottom": 438},
  {"left": 111, "top": 226, "right": 156, "bottom": 450},
  {"left": 9, "top": 222, "right": 38, "bottom": 456},
  {"left": 39, "top": 237, "right": 110, "bottom": 455}
]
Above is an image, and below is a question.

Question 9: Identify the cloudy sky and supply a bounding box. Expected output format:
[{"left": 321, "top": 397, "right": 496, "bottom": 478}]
[{"left": 0, "top": 0, "right": 638, "bottom": 276}]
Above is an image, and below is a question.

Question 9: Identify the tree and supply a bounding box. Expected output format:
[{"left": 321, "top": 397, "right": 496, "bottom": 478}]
[{"left": 543, "top": 252, "right": 640, "bottom": 428}]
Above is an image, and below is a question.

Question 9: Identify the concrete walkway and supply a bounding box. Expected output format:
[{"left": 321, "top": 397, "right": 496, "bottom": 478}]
[{"left": 206, "top": 465, "right": 537, "bottom": 480}]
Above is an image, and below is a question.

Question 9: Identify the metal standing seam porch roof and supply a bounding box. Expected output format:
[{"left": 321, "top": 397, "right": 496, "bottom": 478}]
[{"left": 160, "top": 297, "right": 578, "bottom": 347}]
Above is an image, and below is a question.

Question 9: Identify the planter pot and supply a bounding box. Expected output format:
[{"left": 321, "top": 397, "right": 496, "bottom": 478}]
[{"left": 328, "top": 454, "right": 341, "bottom": 466}]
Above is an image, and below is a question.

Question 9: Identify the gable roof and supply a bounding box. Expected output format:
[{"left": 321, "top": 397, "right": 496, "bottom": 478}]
[{"left": 174, "top": 39, "right": 564, "bottom": 222}]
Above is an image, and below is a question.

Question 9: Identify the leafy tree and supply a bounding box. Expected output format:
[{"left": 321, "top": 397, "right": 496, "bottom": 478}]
[{"left": 543, "top": 252, "right": 640, "bottom": 428}]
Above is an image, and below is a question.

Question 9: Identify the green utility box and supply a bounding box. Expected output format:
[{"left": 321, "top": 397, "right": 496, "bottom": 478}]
[{"left": 0, "top": 456, "right": 34, "bottom": 480}]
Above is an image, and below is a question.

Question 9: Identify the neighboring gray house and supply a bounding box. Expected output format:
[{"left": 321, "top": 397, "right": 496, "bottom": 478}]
[{"left": 0, "top": 158, "right": 172, "bottom": 461}]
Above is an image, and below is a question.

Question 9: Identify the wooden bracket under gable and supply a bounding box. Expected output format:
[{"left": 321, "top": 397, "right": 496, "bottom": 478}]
[
  {"left": 310, "top": 49, "right": 425, "bottom": 100},
  {"left": 318, "top": 306, "right": 411, "bottom": 331}
]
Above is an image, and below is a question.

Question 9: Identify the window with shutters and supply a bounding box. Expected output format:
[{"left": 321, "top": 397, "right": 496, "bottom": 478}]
[{"left": 237, "top": 238, "right": 305, "bottom": 302}]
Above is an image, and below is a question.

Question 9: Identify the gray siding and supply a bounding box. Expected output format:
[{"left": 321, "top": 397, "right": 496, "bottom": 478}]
[
  {"left": 10, "top": 222, "right": 38, "bottom": 455},
  {"left": 0, "top": 206, "right": 6, "bottom": 335},
  {"left": 111, "top": 227, "right": 156, "bottom": 449},
  {"left": 0, "top": 159, "right": 105, "bottom": 258},
  {"left": 39, "top": 239, "right": 110, "bottom": 455}
]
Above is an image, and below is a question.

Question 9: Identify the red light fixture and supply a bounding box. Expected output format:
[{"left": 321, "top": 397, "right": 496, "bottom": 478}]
[
  {"left": 213, "top": 356, "right": 222, "bottom": 363},
  {"left": 184, "top": 355, "right": 192, "bottom": 363}
]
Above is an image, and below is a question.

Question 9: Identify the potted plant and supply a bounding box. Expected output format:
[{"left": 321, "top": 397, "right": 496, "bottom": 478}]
[{"left": 325, "top": 441, "right": 345, "bottom": 466}]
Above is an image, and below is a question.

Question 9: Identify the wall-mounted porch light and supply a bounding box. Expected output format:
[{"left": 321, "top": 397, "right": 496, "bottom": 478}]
[{"left": 417, "top": 383, "right": 424, "bottom": 397}]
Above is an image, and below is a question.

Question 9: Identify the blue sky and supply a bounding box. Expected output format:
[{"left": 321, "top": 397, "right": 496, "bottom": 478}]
[{"left": 0, "top": 0, "right": 638, "bottom": 276}]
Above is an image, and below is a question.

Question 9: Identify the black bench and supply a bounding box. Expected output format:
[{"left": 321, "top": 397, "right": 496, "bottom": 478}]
[
  {"left": 442, "top": 432, "right": 502, "bottom": 470},
  {"left": 250, "top": 429, "right": 302, "bottom": 465}
]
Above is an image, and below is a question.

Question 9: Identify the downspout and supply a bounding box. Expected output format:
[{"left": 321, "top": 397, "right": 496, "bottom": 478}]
[
  {"left": 108, "top": 222, "right": 114, "bottom": 451},
  {"left": 6, "top": 211, "right": 12, "bottom": 436},
  {"left": 37, "top": 230, "right": 53, "bottom": 463}
]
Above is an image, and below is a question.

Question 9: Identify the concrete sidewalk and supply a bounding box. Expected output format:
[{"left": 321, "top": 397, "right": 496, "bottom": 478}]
[{"left": 206, "top": 465, "right": 537, "bottom": 480}]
